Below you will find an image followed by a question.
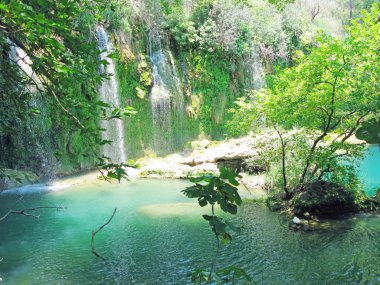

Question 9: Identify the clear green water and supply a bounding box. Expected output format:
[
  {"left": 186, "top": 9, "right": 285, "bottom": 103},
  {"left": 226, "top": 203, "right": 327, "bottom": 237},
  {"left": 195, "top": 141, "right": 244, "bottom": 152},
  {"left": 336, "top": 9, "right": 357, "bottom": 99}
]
[
  {"left": 358, "top": 145, "right": 380, "bottom": 196},
  {"left": 0, "top": 147, "right": 379, "bottom": 285}
]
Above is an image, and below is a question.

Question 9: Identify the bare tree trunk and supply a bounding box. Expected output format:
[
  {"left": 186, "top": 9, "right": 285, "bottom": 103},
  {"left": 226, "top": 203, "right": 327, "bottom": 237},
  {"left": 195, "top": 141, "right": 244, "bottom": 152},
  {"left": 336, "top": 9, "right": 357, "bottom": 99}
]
[
  {"left": 299, "top": 77, "right": 339, "bottom": 187},
  {"left": 207, "top": 204, "right": 220, "bottom": 284},
  {"left": 299, "top": 132, "right": 327, "bottom": 187},
  {"left": 349, "top": 0, "right": 353, "bottom": 19},
  {"left": 276, "top": 130, "right": 290, "bottom": 199},
  {"left": 310, "top": 0, "right": 320, "bottom": 22}
]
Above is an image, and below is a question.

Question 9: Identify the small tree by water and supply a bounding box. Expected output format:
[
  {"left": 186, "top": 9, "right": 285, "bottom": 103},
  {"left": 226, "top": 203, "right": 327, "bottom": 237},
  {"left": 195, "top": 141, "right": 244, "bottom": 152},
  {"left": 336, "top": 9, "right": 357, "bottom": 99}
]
[{"left": 229, "top": 4, "right": 380, "bottom": 200}]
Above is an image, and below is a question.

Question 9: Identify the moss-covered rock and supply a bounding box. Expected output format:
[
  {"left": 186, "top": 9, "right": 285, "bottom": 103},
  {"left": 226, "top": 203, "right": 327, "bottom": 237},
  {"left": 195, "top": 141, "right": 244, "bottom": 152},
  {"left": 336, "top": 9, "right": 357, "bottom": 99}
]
[
  {"left": 266, "top": 195, "right": 289, "bottom": 212},
  {"left": 265, "top": 181, "right": 380, "bottom": 220},
  {"left": 292, "top": 181, "right": 378, "bottom": 217},
  {"left": 0, "top": 168, "right": 39, "bottom": 191}
]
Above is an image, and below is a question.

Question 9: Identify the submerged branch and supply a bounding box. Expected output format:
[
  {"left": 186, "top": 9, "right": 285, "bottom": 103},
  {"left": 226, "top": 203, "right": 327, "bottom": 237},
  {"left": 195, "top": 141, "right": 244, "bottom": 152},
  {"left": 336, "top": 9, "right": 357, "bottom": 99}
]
[
  {"left": 0, "top": 206, "right": 65, "bottom": 222},
  {"left": 91, "top": 208, "right": 117, "bottom": 261}
]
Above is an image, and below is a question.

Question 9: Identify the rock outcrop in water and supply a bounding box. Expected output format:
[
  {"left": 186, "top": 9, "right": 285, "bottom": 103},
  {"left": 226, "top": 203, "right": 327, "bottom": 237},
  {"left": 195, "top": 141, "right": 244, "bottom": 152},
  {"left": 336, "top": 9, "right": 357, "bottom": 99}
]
[
  {"left": 267, "top": 180, "right": 380, "bottom": 218},
  {"left": 293, "top": 181, "right": 360, "bottom": 217}
]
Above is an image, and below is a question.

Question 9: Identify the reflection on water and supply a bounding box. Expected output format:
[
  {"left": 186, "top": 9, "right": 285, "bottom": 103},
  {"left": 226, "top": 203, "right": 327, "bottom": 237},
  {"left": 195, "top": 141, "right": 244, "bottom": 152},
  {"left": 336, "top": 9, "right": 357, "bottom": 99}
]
[
  {"left": 0, "top": 177, "right": 379, "bottom": 284},
  {"left": 138, "top": 202, "right": 207, "bottom": 217}
]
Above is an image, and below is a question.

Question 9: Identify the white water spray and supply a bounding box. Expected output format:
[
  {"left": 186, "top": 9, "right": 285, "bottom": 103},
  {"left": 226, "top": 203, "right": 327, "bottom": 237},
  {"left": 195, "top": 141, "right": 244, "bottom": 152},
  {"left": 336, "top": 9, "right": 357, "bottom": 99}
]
[
  {"left": 148, "top": 31, "right": 184, "bottom": 154},
  {"left": 244, "top": 47, "right": 266, "bottom": 90},
  {"left": 96, "top": 26, "right": 127, "bottom": 163},
  {"left": 8, "top": 41, "right": 57, "bottom": 176}
]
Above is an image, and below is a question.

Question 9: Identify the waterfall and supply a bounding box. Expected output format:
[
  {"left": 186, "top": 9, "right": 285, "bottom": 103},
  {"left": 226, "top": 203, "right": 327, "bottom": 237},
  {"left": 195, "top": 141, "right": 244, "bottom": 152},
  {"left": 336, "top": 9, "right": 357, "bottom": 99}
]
[
  {"left": 96, "top": 26, "right": 127, "bottom": 163},
  {"left": 244, "top": 47, "right": 265, "bottom": 90},
  {"left": 8, "top": 41, "right": 40, "bottom": 93},
  {"left": 148, "top": 31, "right": 184, "bottom": 155},
  {"left": 8, "top": 42, "right": 57, "bottom": 177}
]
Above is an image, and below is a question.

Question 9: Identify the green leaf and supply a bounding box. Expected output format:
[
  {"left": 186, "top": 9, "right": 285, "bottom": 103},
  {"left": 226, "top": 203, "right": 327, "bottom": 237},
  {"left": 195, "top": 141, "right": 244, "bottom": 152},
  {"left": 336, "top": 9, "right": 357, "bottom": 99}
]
[
  {"left": 227, "top": 203, "right": 237, "bottom": 215},
  {"left": 198, "top": 198, "right": 208, "bottom": 207},
  {"left": 220, "top": 167, "right": 241, "bottom": 186},
  {"left": 202, "top": 215, "right": 213, "bottom": 221},
  {"left": 0, "top": 3, "right": 10, "bottom": 12},
  {"left": 225, "top": 220, "right": 241, "bottom": 233},
  {"left": 95, "top": 101, "right": 111, "bottom": 108},
  {"left": 107, "top": 52, "right": 118, "bottom": 59},
  {"left": 189, "top": 176, "right": 204, "bottom": 183},
  {"left": 214, "top": 220, "right": 226, "bottom": 234},
  {"left": 99, "top": 140, "right": 112, "bottom": 145},
  {"left": 221, "top": 232, "right": 232, "bottom": 245},
  {"left": 217, "top": 266, "right": 252, "bottom": 282}
]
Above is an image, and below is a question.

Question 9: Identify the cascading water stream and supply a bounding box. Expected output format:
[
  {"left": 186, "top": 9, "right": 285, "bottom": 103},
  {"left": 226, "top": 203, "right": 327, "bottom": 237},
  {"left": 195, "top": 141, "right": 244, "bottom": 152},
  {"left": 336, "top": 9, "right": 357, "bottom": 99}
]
[
  {"left": 8, "top": 42, "right": 39, "bottom": 93},
  {"left": 148, "top": 31, "right": 184, "bottom": 155},
  {"left": 244, "top": 46, "right": 265, "bottom": 90},
  {"left": 8, "top": 42, "right": 57, "bottom": 177},
  {"left": 96, "top": 26, "right": 127, "bottom": 163}
]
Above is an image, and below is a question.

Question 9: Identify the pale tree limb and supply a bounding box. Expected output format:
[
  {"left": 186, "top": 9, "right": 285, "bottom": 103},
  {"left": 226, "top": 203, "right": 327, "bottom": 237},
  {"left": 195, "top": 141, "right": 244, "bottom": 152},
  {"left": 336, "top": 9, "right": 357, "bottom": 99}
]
[
  {"left": 0, "top": 257, "right": 2, "bottom": 282},
  {"left": 91, "top": 208, "right": 117, "bottom": 261},
  {"left": 8, "top": 52, "right": 86, "bottom": 130},
  {"left": 237, "top": 178, "right": 252, "bottom": 195},
  {"left": 276, "top": 129, "right": 290, "bottom": 199},
  {"left": 310, "top": 0, "right": 320, "bottom": 21},
  {"left": 0, "top": 206, "right": 65, "bottom": 222}
]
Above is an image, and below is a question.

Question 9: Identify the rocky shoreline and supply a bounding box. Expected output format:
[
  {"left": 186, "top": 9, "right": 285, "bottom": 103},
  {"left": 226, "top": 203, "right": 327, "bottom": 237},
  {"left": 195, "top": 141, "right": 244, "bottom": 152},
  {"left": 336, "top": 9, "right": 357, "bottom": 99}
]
[
  {"left": 0, "top": 168, "right": 39, "bottom": 191},
  {"left": 2, "top": 134, "right": 371, "bottom": 201},
  {"left": 137, "top": 137, "right": 262, "bottom": 176},
  {"left": 135, "top": 136, "right": 268, "bottom": 196}
]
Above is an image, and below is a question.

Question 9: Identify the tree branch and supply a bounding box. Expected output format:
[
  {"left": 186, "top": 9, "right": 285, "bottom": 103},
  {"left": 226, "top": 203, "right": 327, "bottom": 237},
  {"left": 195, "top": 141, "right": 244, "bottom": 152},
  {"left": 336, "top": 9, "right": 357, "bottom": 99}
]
[
  {"left": 207, "top": 235, "right": 221, "bottom": 284},
  {"left": 299, "top": 75, "right": 338, "bottom": 186},
  {"left": 276, "top": 129, "right": 290, "bottom": 199},
  {"left": 8, "top": 50, "right": 86, "bottom": 130},
  {"left": 91, "top": 208, "right": 117, "bottom": 261},
  {"left": 330, "top": 111, "right": 356, "bottom": 130},
  {"left": 310, "top": 0, "right": 320, "bottom": 21},
  {"left": 0, "top": 206, "right": 65, "bottom": 222},
  {"left": 341, "top": 112, "right": 370, "bottom": 143}
]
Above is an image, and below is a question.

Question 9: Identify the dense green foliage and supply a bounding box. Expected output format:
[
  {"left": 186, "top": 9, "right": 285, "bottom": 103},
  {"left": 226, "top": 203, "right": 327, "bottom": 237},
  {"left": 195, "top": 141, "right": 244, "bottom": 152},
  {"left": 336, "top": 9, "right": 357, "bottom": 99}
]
[
  {"left": 0, "top": 0, "right": 378, "bottom": 191},
  {"left": 229, "top": 4, "right": 380, "bottom": 208},
  {"left": 292, "top": 180, "right": 380, "bottom": 216},
  {"left": 103, "top": 0, "right": 365, "bottom": 158},
  {"left": 0, "top": 0, "right": 133, "bottom": 182},
  {"left": 0, "top": 0, "right": 105, "bottom": 176},
  {"left": 0, "top": 1, "right": 379, "bottom": 284}
]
